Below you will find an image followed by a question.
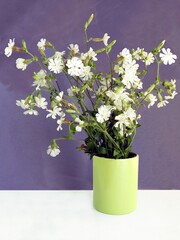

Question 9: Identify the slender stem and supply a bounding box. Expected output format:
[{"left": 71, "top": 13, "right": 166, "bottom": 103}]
[
  {"left": 106, "top": 53, "right": 113, "bottom": 89},
  {"left": 77, "top": 77, "right": 95, "bottom": 109},
  {"left": 126, "top": 128, "right": 136, "bottom": 152},
  {"left": 64, "top": 71, "right": 74, "bottom": 87},
  {"left": 56, "top": 81, "right": 61, "bottom": 92},
  {"left": 85, "top": 89, "right": 94, "bottom": 108},
  {"left": 95, "top": 79, "right": 100, "bottom": 89},
  {"left": 84, "top": 30, "right": 89, "bottom": 51},
  {"left": 135, "top": 60, "right": 161, "bottom": 110},
  {"left": 84, "top": 128, "right": 97, "bottom": 147},
  {"left": 54, "top": 137, "right": 84, "bottom": 142},
  {"left": 96, "top": 123, "right": 124, "bottom": 156}
]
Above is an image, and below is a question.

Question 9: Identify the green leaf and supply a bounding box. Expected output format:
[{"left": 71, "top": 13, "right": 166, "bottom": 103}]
[
  {"left": 46, "top": 41, "right": 55, "bottom": 49},
  {"left": 69, "top": 123, "right": 76, "bottom": 135},
  {"left": 84, "top": 13, "right": 94, "bottom": 31},
  {"left": 95, "top": 48, "right": 105, "bottom": 53},
  {"left": 157, "top": 40, "right": 165, "bottom": 52},
  {"left": 86, "top": 141, "right": 94, "bottom": 151},
  {"left": 66, "top": 109, "right": 77, "bottom": 113},
  {"left": 99, "top": 147, "right": 107, "bottom": 155},
  {"left": 92, "top": 38, "right": 102, "bottom": 42},
  {"left": 108, "top": 141, "right": 113, "bottom": 149},
  {"left": 106, "top": 40, "right": 116, "bottom": 54},
  {"left": 22, "top": 40, "right": 27, "bottom": 50},
  {"left": 152, "top": 40, "right": 165, "bottom": 56},
  {"left": 113, "top": 148, "right": 119, "bottom": 158},
  {"left": 80, "top": 81, "right": 90, "bottom": 92}
]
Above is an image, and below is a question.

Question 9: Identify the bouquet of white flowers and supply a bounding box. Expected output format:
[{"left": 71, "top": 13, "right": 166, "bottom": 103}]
[{"left": 5, "top": 14, "right": 177, "bottom": 159}]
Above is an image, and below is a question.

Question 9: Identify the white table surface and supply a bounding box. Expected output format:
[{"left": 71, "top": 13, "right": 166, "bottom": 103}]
[{"left": 0, "top": 190, "right": 179, "bottom": 240}]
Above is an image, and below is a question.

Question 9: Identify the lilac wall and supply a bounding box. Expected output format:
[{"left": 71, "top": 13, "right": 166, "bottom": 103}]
[{"left": 0, "top": 0, "right": 180, "bottom": 189}]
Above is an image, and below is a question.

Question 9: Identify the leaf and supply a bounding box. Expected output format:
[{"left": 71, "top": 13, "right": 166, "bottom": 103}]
[
  {"left": 95, "top": 48, "right": 105, "bottom": 53},
  {"left": 99, "top": 147, "right": 107, "bottom": 155},
  {"left": 84, "top": 13, "right": 94, "bottom": 31},
  {"left": 22, "top": 40, "right": 27, "bottom": 50},
  {"left": 86, "top": 141, "right": 94, "bottom": 151},
  {"left": 106, "top": 40, "right": 116, "bottom": 54},
  {"left": 92, "top": 38, "right": 102, "bottom": 42},
  {"left": 113, "top": 148, "right": 120, "bottom": 157},
  {"left": 80, "top": 81, "right": 90, "bottom": 92},
  {"left": 66, "top": 109, "right": 77, "bottom": 113},
  {"left": 152, "top": 40, "right": 165, "bottom": 56},
  {"left": 108, "top": 141, "right": 113, "bottom": 149},
  {"left": 69, "top": 123, "right": 76, "bottom": 136},
  {"left": 156, "top": 40, "right": 165, "bottom": 52}
]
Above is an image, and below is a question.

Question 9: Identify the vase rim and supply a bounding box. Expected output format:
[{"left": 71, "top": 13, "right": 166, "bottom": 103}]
[{"left": 93, "top": 152, "right": 138, "bottom": 161}]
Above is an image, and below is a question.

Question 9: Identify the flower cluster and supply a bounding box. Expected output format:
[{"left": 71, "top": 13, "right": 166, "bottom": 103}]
[{"left": 5, "top": 14, "right": 177, "bottom": 158}]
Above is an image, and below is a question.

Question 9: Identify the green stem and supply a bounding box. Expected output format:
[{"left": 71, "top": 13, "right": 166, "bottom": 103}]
[
  {"left": 56, "top": 81, "right": 62, "bottom": 92},
  {"left": 96, "top": 123, "right": 124, "bottom": 157},
  {"left": 106, "top": 53, "right": 113, "bottom": 89},
  {"left": 84, "top": 128, "right": 97, "bottom": 147},
  {"left": 84, "top": 30, "right": 89, "bottom": 51},
  {"left": 136, "top": 60, "right": 161, "bottom": 110},
  {"left": 126, "top": 128, "right": 136, "bottom": 153}
]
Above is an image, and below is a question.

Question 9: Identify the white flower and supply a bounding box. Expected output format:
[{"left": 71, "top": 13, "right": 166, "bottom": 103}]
[
  {"left": 67, "top": 88, "right": 73, "bottom": 97},
  {"left": 133, "top": 47, "right": 146, "bottom": 60},
  {"left": 124, "top": 108, "right": 136, "bottom": 122},
  {"left": 23, "top": 109, "right": 39, "bottom": 116},
  {"left": 57, "top": 112, "right": 65, "bottom": 131},
  {"left": 106, "top": 89, "right": 133, "bottom": 111},
  {"left": 16, "top": 58, "right": 28, "bottom": 71},
  {"left": 81, "top": 47, "right": 98, "bottom": 62},
  {"left": 4, "top": 38, "right": 15, "bottom": 57},
  {"left": 118, "top": 48, "right": 132, "bottom": 63},
  {"left": 170, "top": 79, "right": 176, "bottom": 89},
  {"left": 48, "top": 57, "right": 64, "bottom": 74},
  {"left": 32, "top": 70, "right": 47, "bottom": 90},
  {"left": 159, "top": 48, "right": 177, "bottom": 65},
  {"left": 68, "top": 44, "right": 79, "bottom": 54},
  {"left": 66, "top": 57, "right": 84, "bottom": 76},
  {"left": 144, "top": 52, "right": 154, "bottom": 65},
  {"left": 136, "top": 81, "right": 143, "bottom": 89},
  {"left": 54, "top": 51, "right": 65, "bottom": 58},
  {"left": 116, "top": 50, "right": 139, "bottom": 90},
  {"left": 121, "top": 60, "right": 141, "bottom": 89},
  {"left": 157, "top": 100, "right": 169, "bottom": 108},
  {"left": 115, "top": 114, "right": 129, "bottom": 130},
  {"left": 35, "top": 96, "right": 48, "bottom": 109},
  {"left": 165, "top": 91, "right": 178, "bottom": 100},
  {"left": 80, "top": 66, "right": 93, "bottom": 81},
  {"left": 47, "top": 145, "right": 60, "bottom": 157},
  {"left": 55, "top": 91, "right": 64, "bottom": 102},
  {"left": 16, "top": 99, "right": 29, "bottom": 110},
  {"left": 145, "top": 93, "right": 157, "bottom": 108},
  {"left": 96, "top": 105, "right": 113, "bottom": 123},
  {"left": 103, "top": 33, "right": 110, "bottom": 46},
  {"left": 88, "top": 47, "right": 98, "bottom": 61},
  {"left": 114, "top": 108, "right": 136, "bottom": 134},
  {"left": 75, "top": 117, "right": 84, "bottom": 132},
  {"left": 37, "top": 38, "right": 46, "bottom": 51},
  {"left": 46, "top": 106, "right": 62, "bottom": 119},
  {"left": 114, "top": 64, "right": 122, "bottom": 74}
]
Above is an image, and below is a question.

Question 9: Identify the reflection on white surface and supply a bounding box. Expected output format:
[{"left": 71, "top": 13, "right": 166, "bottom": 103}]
[{"left": 0, "top": 190, "right": 180, "bottom": 240}]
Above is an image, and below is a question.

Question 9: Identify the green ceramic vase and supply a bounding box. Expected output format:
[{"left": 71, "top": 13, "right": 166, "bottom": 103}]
[{"left": 93, "top": 153, "right": 139, "bottom": 215}]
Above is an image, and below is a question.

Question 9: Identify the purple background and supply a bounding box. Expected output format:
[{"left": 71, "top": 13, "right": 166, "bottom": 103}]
[{"left": 0, "top": 0, "right": 180, "bottom": 189}]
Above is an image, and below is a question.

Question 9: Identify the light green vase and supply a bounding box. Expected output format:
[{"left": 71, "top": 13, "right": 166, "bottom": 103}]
[{"left": 93, "top": 153, "right": 139, "bottom": 215}]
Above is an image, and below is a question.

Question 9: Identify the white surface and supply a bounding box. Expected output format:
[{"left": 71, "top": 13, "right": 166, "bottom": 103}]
[{"left": 0, "top": 190, "right": 179, "bottom": 240}]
